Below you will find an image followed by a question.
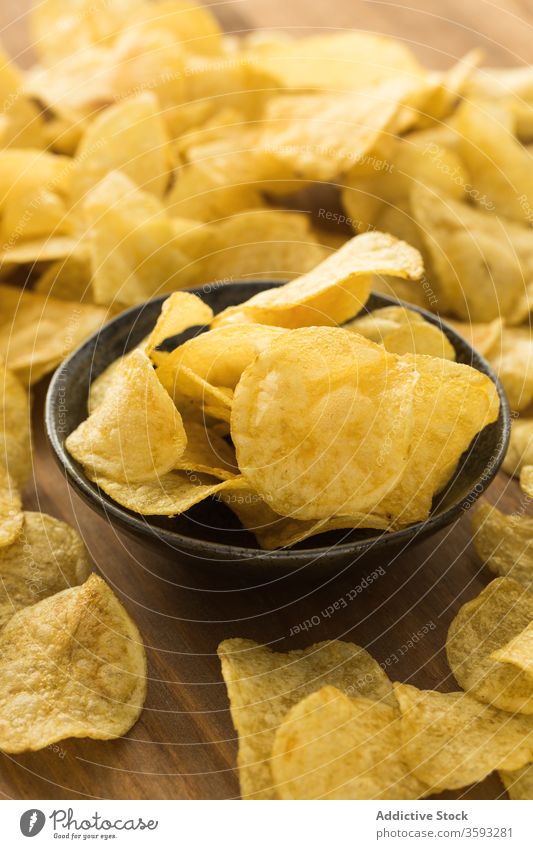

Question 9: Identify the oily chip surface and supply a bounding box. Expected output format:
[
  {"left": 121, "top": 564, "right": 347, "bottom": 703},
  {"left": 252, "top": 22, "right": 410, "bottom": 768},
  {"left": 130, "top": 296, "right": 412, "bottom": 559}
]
[
  {"left": 218, "top": 638, "right": 394, "bottom": 800},
  {"left": 0, "top": 574, "right": 147, "bottom": 752}
]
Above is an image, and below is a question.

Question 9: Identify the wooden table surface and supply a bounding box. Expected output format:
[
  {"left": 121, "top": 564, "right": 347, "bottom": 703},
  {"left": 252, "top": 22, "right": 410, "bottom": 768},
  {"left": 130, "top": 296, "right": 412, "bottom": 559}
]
[{"left": 0, "top": 0, "right": 531, "bottom": 801}]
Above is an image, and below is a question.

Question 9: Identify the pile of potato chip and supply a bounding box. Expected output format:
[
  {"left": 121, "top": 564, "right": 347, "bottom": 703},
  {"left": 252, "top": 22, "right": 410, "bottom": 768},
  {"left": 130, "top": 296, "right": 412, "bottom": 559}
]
[
  {"left": 65, "top": 234, "right": 500, "bottom": 546},
  {"left": 219, "top": 576, "right": 533, "bottom": 799}
]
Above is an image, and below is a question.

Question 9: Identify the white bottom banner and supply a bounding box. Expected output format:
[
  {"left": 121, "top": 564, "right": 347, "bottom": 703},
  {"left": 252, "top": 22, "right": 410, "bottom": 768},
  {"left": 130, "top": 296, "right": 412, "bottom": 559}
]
[{"left": 2, "top": 799, "right": 530, "bottom": 848}]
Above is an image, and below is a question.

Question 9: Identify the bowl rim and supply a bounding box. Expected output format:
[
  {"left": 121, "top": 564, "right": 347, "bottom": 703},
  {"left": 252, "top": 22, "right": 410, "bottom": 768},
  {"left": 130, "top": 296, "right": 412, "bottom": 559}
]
[{"left": 45, "top": 283, "right": 511, "bottom": 564}]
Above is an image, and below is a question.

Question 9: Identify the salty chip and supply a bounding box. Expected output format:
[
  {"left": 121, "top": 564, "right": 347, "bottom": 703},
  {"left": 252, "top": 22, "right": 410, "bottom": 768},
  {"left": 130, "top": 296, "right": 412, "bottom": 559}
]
[
  {"left": 395, "top": 683, "right": 533, "bottom": 792},
  {"left": 231, "top": 328, "right": 419, "bottom": 520},
  {"left": 271, "top": 686, "right": 427, "bottom": 800},
  {"left": 0, "top": 355, "right": 32, "bottom": 489},
  {"left": 213, "top": 231, "right": 423, "bottom": 329},
  {"left": 0, "top": 511, "right": 91, "bottom": 628},
  {"left": 0, "top": 467, "right": 23, "bottom": 549},
  {"left": 218, "top": 638, "right": 394, "bottom": 800},
  {"left": 0, "top": 574, "right": 146, "bottom": 752},
  {"left": 66, "top": 350, "right": 187, "bottom": 483},
  {"left": 472, "top": 504, "right": 533, "bottom": 590},
  {"left": 446, "top": 578, "right": 533, "bottom": 714}
]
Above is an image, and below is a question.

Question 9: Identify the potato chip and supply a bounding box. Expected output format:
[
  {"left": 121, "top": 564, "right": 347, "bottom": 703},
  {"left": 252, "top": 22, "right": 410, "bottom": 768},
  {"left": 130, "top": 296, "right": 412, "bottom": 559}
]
[
  {"left": 395, "top": 683, "right": 533, "bottom": 792},
  {"left": 464, "top": 66, "right": 533, "bottom": 140},
  {"left": 88, "top": 355, "right": 129, "bottom": 414},
  {"left": 272, "top": 686, "right": 427, "bottom": 799},
  {"left": 485, "top": 327, "right": 533, "bottom": 412},
  {"left": 220, "top": 483, "right": 389, "bottom": 550},
  {"left": 157, "top": 324, "right": 285, "bottom": 390},
  {"left": 0, "top": 467, "right": 23, "bottom": 549},
  {"left": 182, "top": 53, "right": 275, "bottom": 124},
  {"left": 83, "top": 171, "right": 193, "bottom": 307},
  {"left": 0, "top": 148, "right": 71, "bottom": 211},
  {"left": 245, "top": 31, "right": 423, "bottom": 92},
  {"left": 157, "top": 361, "right": 233, "bottom": 422},
  {"left": 33, "top": 253, "right": 94, "bottom": 303},
  {"left": 499, "top": 764, "right": 533, "bottom": 799},
  {"left": 110, "top": 28, "right": 186, "bottom": 111},
  {"left": 410, "top": 183, "right": 533, "bottom": 322},
  {"left": 0, "top": 284, "right": 108, "bottom": 385},
  {"left": 472, "top": 504, "right": 533, "bottom": 589},
  {"left": 25, "top": 48, "right": 115, "bottom": 118},
  {"left": 30, "top": 0, "right": 145, "bottom": 63},
  {"left": 447, "top": 578, "right": 533, "bottom": 714},
  {"left": 66, "top": 349, "right": 187, "bottom": 482},
  {"left": 0, "top": 356, "right": 32, "bottom": 489},
  {"left": 503, "top": 419, "right": 533, "bottom": 477},
  {"left": 165, "top": 157, "right": 265, "bottom": 223},
  {"left": 126, "top": 0, "right": 222, "bottom": 57},
  {"left": 0, "top": 573, "right": 146, "bottom": 752},
  {"left": 0, "top": 236, "right": 78, "bottom": 268},
  {"left": 346, "top": 306, "right": 455, "bottom": 360},
  {"left": 455, "top": 100, "right": 533, "bottom": 222},
  {"left": 91, "top": 469, "right": 243, "bottom": 515},
  {"left": 257, "top": 82, "right": 416, "bottom": 182},
  {"left": 447, "top": 318, "right": 503, "bottom": 359},
  {"left": 218, "top": 638, "right": 394, "bottom": 799},
  {"left": 70, "top": 93, "right": 172, "bottom": 203},
  {"left": 231, "top": 328, "right": 418, "bottom": 520},
  {"left": 0, "top": 511, "right": 91, "bottom": 628},
  {"left": 176, "top": 421, "right": 237, "bottom": 479},
  {"left": 213, "top": 231, "right": 423, "bottom": 329},
  {"left": 376, "top": 354, "right": 499, "bottom": 526},
  {"left": 0, "top": 187, "right": 71, "bottom": 245},
  {"left": 144, "top": 291, "right": 213, "bottom": 359}
]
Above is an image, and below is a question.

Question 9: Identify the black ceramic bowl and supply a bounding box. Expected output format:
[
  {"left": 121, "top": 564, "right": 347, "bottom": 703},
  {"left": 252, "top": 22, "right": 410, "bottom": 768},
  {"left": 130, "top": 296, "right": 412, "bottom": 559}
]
[{"left": 46, "top": 283, "right": 510, "bottom": 578}]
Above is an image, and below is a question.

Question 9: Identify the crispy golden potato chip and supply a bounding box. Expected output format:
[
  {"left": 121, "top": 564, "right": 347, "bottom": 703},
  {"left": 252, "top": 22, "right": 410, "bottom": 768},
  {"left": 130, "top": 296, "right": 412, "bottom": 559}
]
[
  {"left": 0, "top": 467, "right": 23, "bottom": 549},
  {"left": 447, "top": 578, "right": 533, "bottom": 713},
  {"left": 231, "top": 328, "right": 418, "bottom": 520},
  {"left": 30, "top": 0, "right": 145, "bottom": 63},
  {"left": 0, "top": 573, "right": 146, "bottom": 752},
  {"left": 395, "top": 683, "right": 533, "bottom": 792},
  {"left": 0, "top": 284, "right": 108, "bottom": 385},
  {"left": 503, "top": 418, "right": 533, "bottom": 477},
  {"left": 25, "top": 48, "right": 115, "bottom": 118},
  {"left": 220, "top": 483, "right": 389, "bottom": 549},
  {"left": 346, "top": 306, "right": 455, "bottom": 360},
  {"left": 0, "top": 356, "right": 32, "bottom": 489},
  {"left": 472, "top": 503, "right": 533, "bottom": 589},
  {"left": 214, "top": 232, "right": 423, "bottom": 329},
  {"left": 145, "top": 292, "right": 213, "bottom": 358},
  {"left": 0, "top": 511, "right": 91, "bottom": 628},
  {"left": 465, "top": 66, "right": 533, "bottom": 140},
  {"left": 447, "top": 318, "right": 503, "bottom": 359},
  {"left": 342, "top": 134, "right": 466, "bottom": 232},
  {"left": 88, "top": 355, "right": 129, "bottom": 414},
  {"left": 83, "top": 171, "right": 193, "bottom": 307},
  {"left": 377, "top": 354, "right": 499, "bottom": 526},
  {"left": 157, "top": 359, "right": 233, "bottom": 422},
  {"left": 218, "top": 638, "right": 394, "bottom": 799},
  {"left": 0, "top": 187, "right": 71, "bottom": 245},
  {"left": 110, "top": 28, "right": 185, "bottom": 111},
  {"left": 166, "top": 157, "right": 263, "bottom": 222},
  {"left": 486, "top": 326, "right": 533, "bottom": 412},
  {"left": 257, "top": 82, "right": 418, "bottom": 182},
  {"left": 70, "top": 93, "right": 172, "bottom": 202},
  {"left": 499, "top": 764, "right": 533, "bottom": 799},
  {"left": 182, "top": 54, "right": 275, "bottom": 125},
  {"left": 91, "top": 469, "right": 243, "bottom": 515},
  {"left": 0, "top": 236, "right": 78, "bottom": 268},
  {"left": 411, "top": 183, "right": 533, "bottom": 322},
  {"left": 272, "top": 686, "right": 427, "bottom": 800},
  {"left": 245, "top": 31, "right": 423, "bottom": 92},
  {"left": 455, "top": 100, "right": 533, "bottom": 223},
  {"left": 33, "top": 253, "right": 93, "bottom": 303},
  {"left": 158, "top": 324, "right": 286, "bottom": 390},
  {"left": 176, "top": 421, "right": 237, "bottom": 479},
  {"left": 126, "top": 0, "right": 222, "bottom": 57},
  {"left": 0, "top": 149, "right": 70, "bottom": 211},
  {"left": 67, "top": 349, "right": 187, "bottom": 482}
]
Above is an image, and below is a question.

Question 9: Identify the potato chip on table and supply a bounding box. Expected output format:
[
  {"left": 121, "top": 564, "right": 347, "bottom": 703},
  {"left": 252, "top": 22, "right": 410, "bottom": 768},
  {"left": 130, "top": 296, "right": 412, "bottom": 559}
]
[
  {"left": 0, "top": 511, "right": 91, "bottom": 628},
  {"left": 447, "top": 578, "right": 533, "bottom": 713},
  {"left": 213, "top": 231, "right": 423, "bottom": 328},
  {"left": 395, "top": 683, "right": 533, "bottom": 792},
  {"left": 0, "top": 284, "right": 109, "bottom": 385},
  {"left": 0, "top": 355, "right": 32, "bottom": 490},
  {"left": 472, "top": 504, "right": 533, "bottom": 590},
  {"left": 217, "top": 638, "right": 394, "bottom": 799},
  {"left": 0, "top": 573, "right": 146, "bottom": 752},
  {"left": 271, "top": 686, "right": 427, "bottom": 800},
  {"left": 0, "top": 467, "right": 23, "bottom": 549}
]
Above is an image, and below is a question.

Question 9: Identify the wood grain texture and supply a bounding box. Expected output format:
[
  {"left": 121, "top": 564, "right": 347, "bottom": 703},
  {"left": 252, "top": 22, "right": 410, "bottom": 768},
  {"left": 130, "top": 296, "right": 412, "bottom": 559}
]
[{"left": 0, "top": 0, "right": 529, "bottom": 800}]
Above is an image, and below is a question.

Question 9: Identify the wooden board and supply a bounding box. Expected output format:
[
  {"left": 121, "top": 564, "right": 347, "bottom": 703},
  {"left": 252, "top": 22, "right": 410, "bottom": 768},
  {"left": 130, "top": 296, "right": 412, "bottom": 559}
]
[{"left": 0, "top": 0, "right": 531, "bottom": 800}]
